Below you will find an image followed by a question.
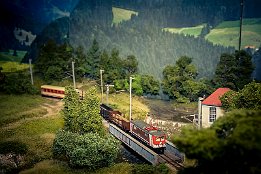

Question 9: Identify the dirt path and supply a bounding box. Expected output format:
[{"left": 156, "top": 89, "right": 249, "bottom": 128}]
[
  {"left": 143, "top": 99, "right": 197, "bottom": 123},
  {"left": 1, "top": 99, "right": 63, "bottom": 130}
]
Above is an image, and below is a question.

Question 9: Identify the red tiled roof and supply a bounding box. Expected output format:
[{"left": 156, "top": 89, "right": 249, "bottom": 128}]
[{"left": 202, "top": 88, "right": 231, "bottom": 107}]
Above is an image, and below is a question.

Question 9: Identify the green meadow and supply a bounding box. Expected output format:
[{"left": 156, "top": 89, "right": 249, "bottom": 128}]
[
  {"left": 163, "top": 18, "right": 261, "bottom": 49},
  {"left": 163, "top": 24, "right": 206, "bottom": 37},
  {"left": 206, "top": 18, "right": 261, "bottom": 48},
  {"left": 112, "top": 7, "right": 138, "bottom": 25}
]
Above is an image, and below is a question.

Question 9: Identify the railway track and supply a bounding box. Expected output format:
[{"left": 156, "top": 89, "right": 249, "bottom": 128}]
[{"left": 159, "top": 154, "right": 184, "bottom": 170}]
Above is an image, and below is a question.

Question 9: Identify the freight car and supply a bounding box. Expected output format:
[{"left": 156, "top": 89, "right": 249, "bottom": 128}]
[{"left": 100, "top": 104, "right": 167, "bottom": 152}]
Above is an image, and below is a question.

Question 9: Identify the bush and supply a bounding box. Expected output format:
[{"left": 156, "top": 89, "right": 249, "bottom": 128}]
[
  {"left": 1, "top": 72, "right": 38, "bottom": 94},
  {"left": 52, "top": 130, "right": 120, "bottom": 170},
  {"left": 0, "top": 141, "right": 28, "bottom": 155}
]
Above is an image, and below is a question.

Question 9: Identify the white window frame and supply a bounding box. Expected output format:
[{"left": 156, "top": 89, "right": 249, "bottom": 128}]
[{"left": 209, "top": 107, "right": 216, "bottom": 123}]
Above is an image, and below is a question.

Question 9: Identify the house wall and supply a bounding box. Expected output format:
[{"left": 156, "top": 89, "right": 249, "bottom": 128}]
[{"left": 201, "top": 105, "right": 225, "bottom": 128}]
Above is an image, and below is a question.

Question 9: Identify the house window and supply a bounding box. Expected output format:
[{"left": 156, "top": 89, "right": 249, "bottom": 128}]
[{"left": 209, "top": 107, "right": 216, "bottom": 122}]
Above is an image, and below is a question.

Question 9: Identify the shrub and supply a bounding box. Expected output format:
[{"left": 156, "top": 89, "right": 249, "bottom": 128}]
[
  {"left": 1, "top": 72, "right": 38, "bottom": 94},
  {"left": 52, "top": 130, "right": 120, "bottom": 170}
]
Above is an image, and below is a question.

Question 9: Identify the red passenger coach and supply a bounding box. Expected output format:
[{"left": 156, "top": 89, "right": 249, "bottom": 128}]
[
  {"left": 131, "top": 120, "right": 166, "bottom": 149},
  {"left": 41, "top": 85, "right": 65, "bottom": 99}
]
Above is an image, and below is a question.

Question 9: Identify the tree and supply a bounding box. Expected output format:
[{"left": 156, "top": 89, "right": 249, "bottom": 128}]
[
  {"left": 53, "top": 86, "right": 120, "bottom": 170},
  {"left": 162, "top": 56, "right": 208, "bottom": 102},
  {"left": 74, "top": 46, "right": 87, "bottom": 79},
  {"left": 141, "top": 74, "right": 160, "bottom": 95},
  {"left": 85, "top": 39, "right": 101, "bottom": 79},
  {"left": 123, "top": 55, "right": 138, "bottom": 76},
  {"left": 220, "top": 82, "right": 261, "bottom": 111},
  {"left": 63, "top": 86, "right": 105, "bottom": 135},
  {"left": 34, "top": 39, "right": 73, "bottom": 82},
  {"left": 1, "top": 72, "right": 38, "bottom": 94},
  {"left": 173, "top": 110, "right": 261, "bottom": 174},
  {"left": 213, "top": 50, "right": 254, "bottom": 90}
]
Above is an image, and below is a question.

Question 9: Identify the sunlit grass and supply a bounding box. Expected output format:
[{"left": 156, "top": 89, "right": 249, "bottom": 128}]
[
  {"left": 112, "top": 7, "right": 138, "bottom": 25},
  {"left": 106, "top": 92, "right": 149, "bottom": 120},
  {"left": 206, "top": 18, "right": 261, "bottom": 48},
  {"left": 163, "top": 24, "right": 205, "bottom": 37},
  {"left": 0, "top": 61, "right": 30, "bottom": 72}
]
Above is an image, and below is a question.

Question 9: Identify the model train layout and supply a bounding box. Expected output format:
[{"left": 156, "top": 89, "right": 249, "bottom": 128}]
[{"left": 100, "top": 104, "right": 167, "bottom": 152}]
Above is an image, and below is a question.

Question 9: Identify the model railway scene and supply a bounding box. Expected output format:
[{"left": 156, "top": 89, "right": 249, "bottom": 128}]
[{"left": 100, "top": 104, "right": 167, "bottom": 153}]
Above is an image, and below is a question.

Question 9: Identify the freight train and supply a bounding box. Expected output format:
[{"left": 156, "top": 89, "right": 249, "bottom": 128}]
[{"left": 100, "top": 104, "right": 167, "bottom": 152}]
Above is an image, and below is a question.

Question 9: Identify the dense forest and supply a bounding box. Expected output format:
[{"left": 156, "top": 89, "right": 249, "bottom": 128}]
[{"left": 23, "top": 0, "right": 261, "bottom": 79}]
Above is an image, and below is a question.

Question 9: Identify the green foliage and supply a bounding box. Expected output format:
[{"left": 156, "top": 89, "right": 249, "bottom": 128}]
[
  {"left": 221, "top": 82, "right": 261, "bottom": 111},
  {"left": 141, "top": 74, "right": 160, "bottom": 95},
  {"left": 52, "top": 130, "right": 120, "bottom": 170},
  {"left": 123, "top": 55, "right": 138, "bottom": 76},
  {"left": 0, "top": 141, "right": 28, "bottom": 155},
  {"left": 63, "top": 86, "right": 105, "bottom": 135},
  {"left": 85, "top": 39, "right": 101, "bottom": 79},
  {"left": 0, "top": 72, "right": 38, "bottom": 94},
  {"left": 213, "top": 50, "right": 254, "bottom": 90},
  {"left": 162, "top": 56, "right": 209, "bottom": 102},
  {"left": 174, "top": 110, "right": 261, "bottom": 174},
  {"left": 35, "top": 39, "right": 73, "bottom": 82}
]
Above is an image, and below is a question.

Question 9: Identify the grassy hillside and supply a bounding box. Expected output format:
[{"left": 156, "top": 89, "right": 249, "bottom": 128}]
[
  {"left": 0, "top": 49, "right": 27, "bottom": 62},
  {"left": 112, "top": 7, "right": 138, "bottom": 25},
  {"left": 206, "top": 18, "right": 261, "bottom": 48},
  {"left": 163, "top": 18, "right": 261, "bottom": 49},
  {"left": 163, "top": 24, "right": 205, "bottom": 37}
]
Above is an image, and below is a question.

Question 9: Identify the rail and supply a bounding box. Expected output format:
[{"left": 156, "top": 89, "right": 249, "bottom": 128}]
[{"left": 159, "top": 154, "right": 184, "bottom": 170}]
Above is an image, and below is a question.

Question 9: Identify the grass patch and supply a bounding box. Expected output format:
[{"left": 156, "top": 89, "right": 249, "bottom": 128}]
[
  {"left": 0, "top": 61, "right": 30, "bottom": 72},
  {"left": 20, "top": 160, "right": 132, "bottom": 174},
  {"left": 163, "top": 24, "right": 205, "bottom": 37},
  {"left": 0, "top": 116, "right": 64, "bottom": 168},
  {"left": 112, "top": 7, "right": 138, "bottom": 25},
  {"left": 0, "top": 94, "right": 47, "bottom": 126},
  {"left": 206, "top": 18, "right": 261, "bottom": 48},
  {"left": 107, "top": 92, "right": 149, "bottom": 120}
]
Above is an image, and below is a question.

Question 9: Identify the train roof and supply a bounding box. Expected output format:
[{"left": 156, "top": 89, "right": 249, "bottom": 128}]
[
  {"left": 100, "top": 104, "right": 114, "bottom": 111},
  {"left": 132, "top": 120, "right": 165, "bottom": 136},
  {"left": 41, "top": 85, "right": 65, "bottom": 91}
]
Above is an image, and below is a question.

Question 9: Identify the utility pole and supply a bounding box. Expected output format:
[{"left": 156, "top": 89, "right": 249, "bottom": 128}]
[
  {"left": 198, "top": 97, "right": 204, "bottom": 129},
  {"left": 129, "top": 76, "right": 135, "bottom": 123},
  {"left": 29, "top": 59, "right": 33, "bottom": 85},
  {"left": 100, "top": 69, "right": 104, "bottom": 103},
  {"left": 239, "top": 0, "right": 244, "bottom": 51},
  {"left": 72, "top": 61, "right": 76, "bottom": 89},
  {"left": 105, "top": 84, "right": 114, "bottom": 105}
]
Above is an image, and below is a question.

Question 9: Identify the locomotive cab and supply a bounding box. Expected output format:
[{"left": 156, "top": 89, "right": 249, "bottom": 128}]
[{"left": 130, "top": 120, "right": 167, "bottom": 152}]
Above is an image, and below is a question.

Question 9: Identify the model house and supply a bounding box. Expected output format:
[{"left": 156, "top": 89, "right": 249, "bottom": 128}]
[{"left": 200, "top": 88, "right": 231, "bottom": 128}]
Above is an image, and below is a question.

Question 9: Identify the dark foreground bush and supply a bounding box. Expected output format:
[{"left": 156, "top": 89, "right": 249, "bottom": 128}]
[
  {"left": 0, "top": 141, "right": 28, "bottom": 155},
  {"left": 52, "top": 130, "right": 120, "bottom": 170}
]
